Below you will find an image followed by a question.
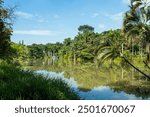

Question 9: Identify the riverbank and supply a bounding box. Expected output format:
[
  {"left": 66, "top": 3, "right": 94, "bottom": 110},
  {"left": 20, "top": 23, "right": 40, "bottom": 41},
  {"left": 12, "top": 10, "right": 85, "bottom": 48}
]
[{"left": 0, "top": 61, "right": 79, "bottom": 100}]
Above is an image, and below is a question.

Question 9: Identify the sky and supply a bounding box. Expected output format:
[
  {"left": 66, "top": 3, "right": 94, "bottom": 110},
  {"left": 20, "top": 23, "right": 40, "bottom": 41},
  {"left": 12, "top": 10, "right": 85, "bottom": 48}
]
[{"left": 4, "top": 0, "right": 130, "bottom": 45}]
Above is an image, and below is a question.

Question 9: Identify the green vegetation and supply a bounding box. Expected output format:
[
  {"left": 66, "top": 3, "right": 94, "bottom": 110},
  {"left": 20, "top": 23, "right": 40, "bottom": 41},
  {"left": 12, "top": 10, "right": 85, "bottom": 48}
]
[
  {"left": 123, "top": 0, "right": 150, "bottom": 62},
  {"left": 1, "top": 0, "right": 150, "bottom": 99},
  {"left": 0, "top": 0, "right": 13, "bottom": 58},
  {"left": 8, "top": 1, "right": 150, "bottom": 71},
  {"left": 0, "top": 0, "right": 79, "bottom": 100},
  {"left": 0, "top": 61, "right": 79, "bottom": 100}
]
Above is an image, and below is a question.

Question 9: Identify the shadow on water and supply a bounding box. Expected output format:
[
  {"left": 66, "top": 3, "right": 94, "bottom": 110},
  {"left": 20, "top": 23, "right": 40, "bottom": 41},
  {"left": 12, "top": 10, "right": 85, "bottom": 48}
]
[
  {"left": 78, "top": 86, "right": 148, "bottom": 100},
  {"left": 108, "top": 80, "right": 150, "bottom": 99}
]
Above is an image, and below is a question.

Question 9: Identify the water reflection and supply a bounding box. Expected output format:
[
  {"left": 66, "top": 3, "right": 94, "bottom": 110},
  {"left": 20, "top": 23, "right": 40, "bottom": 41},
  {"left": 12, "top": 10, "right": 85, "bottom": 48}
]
[
  {"left": 35, "top": 70, "right": 150, "bottom": 100},
  {"left": 79, "top": 86, "right": 146, "bottom": 100},
  {"left": 21, "top": 58, "right": 150, "bottom": 100}
]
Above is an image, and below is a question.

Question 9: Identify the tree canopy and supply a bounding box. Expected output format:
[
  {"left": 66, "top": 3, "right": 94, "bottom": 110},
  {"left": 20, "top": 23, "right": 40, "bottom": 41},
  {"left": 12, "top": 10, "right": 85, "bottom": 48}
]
[
  {"left": 0, "top": 0, "right": 13, "bottom": 58},
  {"left": 123, "top": 0, "right": 150, "bottom": 61},
  {"left": 78, "top": 25, "right": 94, "bottom": 33}
]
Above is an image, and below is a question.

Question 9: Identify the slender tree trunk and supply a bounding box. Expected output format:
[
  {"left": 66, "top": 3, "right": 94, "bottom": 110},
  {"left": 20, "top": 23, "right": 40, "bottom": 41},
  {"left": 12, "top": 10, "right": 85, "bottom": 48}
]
[
  {"left": 141, "top": 48, "right": 143, "bottom": 60},
  {"left": 121, "top": 67, "right": 124, "bottom": 79},
  {"left": 143, "top": 61, "right": 150, "bottom": 70},
  {"left": 131, "top": 68, "right": 134, "bottom": 79},
  {"left": 146, "top": 43, "right": 150, "bottom": 62},
  {"left": 138, "top": 72, "right": 141, "bottom": 82},
  {"left": 122, "top": 56, "right": 150, "bottom": 79},
  {"left": 131, "top": 38, "right": 134, "bottom": 56},
  {"left": 139, "top": 42, "right": 143, "bottom": 60},
  {"left": 68, "top": 53, "right": 70, "bottom": 65},
  {"left": 74, "top": 52, "right": 76, "bottom": 65},
  {"left": 121, "top": 43, "right": 124, "bottom": 55},
  {"left": 95, "top": 58, "right": 99, "bottom": 69}
]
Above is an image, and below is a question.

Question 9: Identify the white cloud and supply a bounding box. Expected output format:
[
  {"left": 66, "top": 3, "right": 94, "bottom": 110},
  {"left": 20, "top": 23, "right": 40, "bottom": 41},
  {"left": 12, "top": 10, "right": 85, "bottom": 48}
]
[
  {"left": 16, "top": 11, "right": 33, "bottom": 19},
  {"left": 111, "top": 12, "right": 124, "bottom": 21},
  {"left": 122, "top": 0, "right": 150, "bottom": 5},
  {"left": 105, "top": 12, "right": 124, "bottom": 21},
  {"left": 14, "top": 30, "right": 61, "bottom": 36},
  {"left": 34, "top": 14, "right": 48, "bottom": 23},
  {"left": 15, "top": 11, "right": 48, "bottom": 23},
  {"left": 92, "top": 13, "right": 99, "bottom": 18},
  {"left": 122, "top": 0, "right": 130, "bottom": 5},
  {"left": 98, "top": 24, "right": 105, "bottom": 29}
]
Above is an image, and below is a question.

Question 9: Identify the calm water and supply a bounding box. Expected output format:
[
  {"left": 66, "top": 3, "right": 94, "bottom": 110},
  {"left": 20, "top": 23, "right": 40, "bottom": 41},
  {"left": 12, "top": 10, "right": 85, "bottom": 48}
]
[
  {"left": 23, "top": 59, "right": 150, "bottom": 100},
  {"left": 35, "top": 70, "right": 150, "bottom": 100}
]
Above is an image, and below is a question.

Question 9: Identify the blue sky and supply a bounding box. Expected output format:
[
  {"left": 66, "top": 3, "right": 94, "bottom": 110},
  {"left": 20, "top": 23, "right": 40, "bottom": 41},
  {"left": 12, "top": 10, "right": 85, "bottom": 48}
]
[{"left": 4, "top": 0, "right": 130, "bottom": 45}]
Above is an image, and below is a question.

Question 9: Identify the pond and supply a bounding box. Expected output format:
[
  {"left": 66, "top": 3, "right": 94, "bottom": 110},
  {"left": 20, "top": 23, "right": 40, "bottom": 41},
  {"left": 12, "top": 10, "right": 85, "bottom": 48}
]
[{"left": 22, "top": 59, "right": 150, "bottom": 100}]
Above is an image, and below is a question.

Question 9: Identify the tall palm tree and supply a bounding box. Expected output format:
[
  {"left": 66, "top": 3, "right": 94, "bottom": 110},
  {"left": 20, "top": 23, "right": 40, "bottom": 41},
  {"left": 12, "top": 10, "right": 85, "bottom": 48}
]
[
  {"left": 123, "top": 0, "right": 150, "bottom": 62},
  {"left": 96, "top": 1, "right": 150, "bottom": 79},
  {"left": 97, "top": 29, "right": 150, "bottom": 79},
  {"left": 96, "top": 30, "right": 124, "bottom": 66}
]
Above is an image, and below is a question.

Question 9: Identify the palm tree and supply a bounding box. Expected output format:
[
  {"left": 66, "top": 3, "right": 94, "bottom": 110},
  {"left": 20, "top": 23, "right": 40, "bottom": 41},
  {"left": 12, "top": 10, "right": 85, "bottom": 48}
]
[
  {"left": 95, "top": 0, "right": 150, "bottom": 79},
  {"left": 96, "top": 29, "right": 150, "bottom": 79},
  {"left": 123, "top": 0, "right": 150, "bottom": 62},
  {"left": 96, "top": 29, "right": 124, "bottom": 66}
]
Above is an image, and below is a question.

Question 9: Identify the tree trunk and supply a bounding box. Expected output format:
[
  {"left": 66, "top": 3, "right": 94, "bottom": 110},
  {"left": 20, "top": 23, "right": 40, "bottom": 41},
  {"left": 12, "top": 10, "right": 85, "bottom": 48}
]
[
  {"left": 121, "top": 67, "right": 124, "bottom": 79},
  {"left": 74, "top": 52, "right": 76, "bottom": 65},
  {"left": 94, "top": 58, "right": 99, "bottom": 69},
  {"left": 143, "top": 61, "right": 150, "bottom": 70},
  {"left": 131, "top": 68, "right": 134, "bottom": 80},
  {"left": 122, "top": 43, "right": 124, "bottom": 54},
  {"left": 139, "top": 43, "right": 143, "bottom": 60},
  {"left": 122, "top": 56, "right": 150, "bottom": 79},
  {"left": 131, "top": 38, "right": 134, "bottom": 56},
  {"left": 146, "top": 43, "right": 150, "bottom": 62}
]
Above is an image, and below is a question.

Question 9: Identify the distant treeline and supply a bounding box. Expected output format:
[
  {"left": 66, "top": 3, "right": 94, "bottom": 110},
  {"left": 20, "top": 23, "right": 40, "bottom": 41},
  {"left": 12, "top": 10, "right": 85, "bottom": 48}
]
[
  {"left": 10, "top": 27, "right": 145, "bottom": 66},
  {"left": 1, "top": 0, "right": 150, "bottom": 67}
]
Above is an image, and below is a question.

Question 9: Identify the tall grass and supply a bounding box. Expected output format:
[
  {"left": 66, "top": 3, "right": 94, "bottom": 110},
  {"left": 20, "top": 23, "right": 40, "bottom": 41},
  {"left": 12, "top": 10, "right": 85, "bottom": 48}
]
[{"left": 0, "top": 62, "right": 79, "bottom": 100}]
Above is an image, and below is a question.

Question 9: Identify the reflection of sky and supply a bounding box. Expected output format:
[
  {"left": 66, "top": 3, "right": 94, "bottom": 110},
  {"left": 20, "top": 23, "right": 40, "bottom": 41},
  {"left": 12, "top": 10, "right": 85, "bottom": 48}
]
[{"left": 36, "top": 70, "right": 150, "bottom": 100}]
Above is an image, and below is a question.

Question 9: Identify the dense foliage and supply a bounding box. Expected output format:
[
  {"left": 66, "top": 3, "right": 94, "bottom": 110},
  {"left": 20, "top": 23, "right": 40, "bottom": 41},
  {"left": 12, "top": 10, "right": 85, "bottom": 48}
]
[
  {"left": 123, "top": 0, "right": 150, "bottom": 62},
  {"left": 0, "top": 61, "right": 79, "bottom": 99},
  {"left": 0, "top": 0, "right": 79, "bottom": 100},
  {"left": 1, "top": 0, "right": 150, "bottom": 99},
  {"left": 8, "top": 1, "right": 150, "bottom": 68},
  {"left": 12, "top": 28, "right": 140, "bottom": 65},
  {"left": 0, "top": 0, "right": 13, "bottom": 58}
]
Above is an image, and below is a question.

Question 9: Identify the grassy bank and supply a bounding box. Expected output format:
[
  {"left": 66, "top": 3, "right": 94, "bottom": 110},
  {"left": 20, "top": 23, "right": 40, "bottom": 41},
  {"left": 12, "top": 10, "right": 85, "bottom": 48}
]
[{"left": 0, "top": 62, "right": 79, "bottom": 100}]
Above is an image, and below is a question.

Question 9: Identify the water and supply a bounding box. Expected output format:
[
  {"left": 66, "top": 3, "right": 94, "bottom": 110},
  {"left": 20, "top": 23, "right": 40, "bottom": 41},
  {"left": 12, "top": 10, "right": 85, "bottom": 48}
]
[
  {"left": 21, "top": 58, "right": 150, "bottom": 100},
  {"left": 35, "top": 70, "right": 150, "bottom": 100}
]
